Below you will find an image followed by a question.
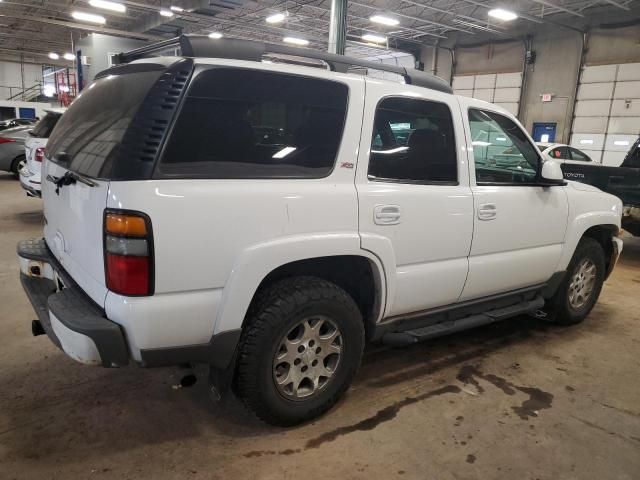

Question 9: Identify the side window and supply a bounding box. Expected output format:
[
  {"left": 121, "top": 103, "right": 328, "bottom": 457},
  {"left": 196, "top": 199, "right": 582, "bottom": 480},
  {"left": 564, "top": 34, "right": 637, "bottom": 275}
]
[
  {"left": 159, "top": 68, "right": 349, "bottom": 178},
  {"left": 368, "top": 97, "right": 457, "bottom": 183},
  {"left": 468, "top": 109, "right": 540, "bottom": 184},
  {"left": 551, "top": 147, "right": 570, "bottom": 160},
  {"left": 569, "top": 147, "right": 591, "bottom": 162}
]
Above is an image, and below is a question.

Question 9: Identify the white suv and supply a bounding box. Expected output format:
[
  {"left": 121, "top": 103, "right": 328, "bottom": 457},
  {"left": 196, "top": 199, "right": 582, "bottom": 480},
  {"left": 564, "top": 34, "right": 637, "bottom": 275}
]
[
  {"left": 18, "top": 35, "right": 623, "bottom": 426},
  {"left": 19, "top": 108, "right": 66, "bottom": 197}
]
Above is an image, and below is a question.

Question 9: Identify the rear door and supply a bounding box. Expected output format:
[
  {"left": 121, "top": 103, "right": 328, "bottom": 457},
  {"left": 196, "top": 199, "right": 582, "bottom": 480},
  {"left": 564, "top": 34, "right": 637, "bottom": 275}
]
[
  {"left": 356, "top": 80, "right": 473, "bottom": 318},
  {"left": 43, "top": 69, "right": 163, "bottom": 305}
]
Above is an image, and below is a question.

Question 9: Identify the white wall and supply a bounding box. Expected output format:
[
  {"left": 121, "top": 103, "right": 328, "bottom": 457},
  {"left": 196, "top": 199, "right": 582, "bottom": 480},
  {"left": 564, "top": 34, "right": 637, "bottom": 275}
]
[{"left": 0, "top": 60, "right": 44, "bottom": 100}]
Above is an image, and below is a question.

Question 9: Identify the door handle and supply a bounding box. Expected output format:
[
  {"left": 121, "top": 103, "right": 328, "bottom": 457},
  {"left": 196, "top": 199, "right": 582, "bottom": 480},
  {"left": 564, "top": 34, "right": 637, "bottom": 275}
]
[
  {"left": 478, "top": 203, "right": 497, "bottom": 220},
  {"left": 374, "top": 205, "right": 402, "bottom": 225}
]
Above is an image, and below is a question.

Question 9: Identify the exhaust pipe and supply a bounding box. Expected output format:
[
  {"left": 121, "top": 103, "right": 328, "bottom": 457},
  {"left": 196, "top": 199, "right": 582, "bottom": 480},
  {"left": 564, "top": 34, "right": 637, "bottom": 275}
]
[{"left": 32, "top": 320, "right": 46, "bottom": 337}]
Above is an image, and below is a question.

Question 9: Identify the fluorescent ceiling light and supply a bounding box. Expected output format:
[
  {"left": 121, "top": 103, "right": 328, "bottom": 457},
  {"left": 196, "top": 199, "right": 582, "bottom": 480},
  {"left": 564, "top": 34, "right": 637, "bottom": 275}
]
[
  {"left": 488, "top": 8, "right": 518, "bottom": 21},
  {"left": 71, "top": 11, "right": 107, "bottom": 24},
  {"left": 170, "top": 5, "right": 184, "bottom": 12},
  {"left": 283, "top": 36, "right": 309, "bottom": 46},
  {"left": 266, "top": 12, "right": 286, "bottom": 23},
  {"left": 614, "top": 140, "right": 630, "bottom": 146},
  {"left": 580, "top": 139, "right": 594, "bottom": 144},
  {"left": 88, "top": 0, "right": 126, "bottom": 13},
  {"left": 495, "top": 137, "right": 507, "bottom": 142},
  {"left": 48, "top": 52, "right": 59, "bottom": 60},
  {"left": 63, "top": 53, "right": 75, "bottom": 60},
  {"left": 159, "top": 9, "right": 174, "bottom": 17},
  {"left": 272, "top": 146, "right": 297, "bottom": 159},
  {"left": 370, "top": 15, "right": 399, "bottom": 26},
  {"left": 362, "top": 33, "right": 387, "bottom": 43},
  {"left": 208, "top": 32, "right": 223, "bottom": 39},
  {"left": 472, "top": 140, "right": 492, "bottom": 147}
]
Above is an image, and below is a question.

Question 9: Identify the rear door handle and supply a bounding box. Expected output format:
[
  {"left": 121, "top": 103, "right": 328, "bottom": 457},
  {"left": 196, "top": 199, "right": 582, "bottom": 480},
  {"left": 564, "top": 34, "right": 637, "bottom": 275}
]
[
  {"left": 374, "top": 205, "right": 402, "bottom": 225},
  {"left": 478, "top": 203, "right": 497, "bottom": 220}
]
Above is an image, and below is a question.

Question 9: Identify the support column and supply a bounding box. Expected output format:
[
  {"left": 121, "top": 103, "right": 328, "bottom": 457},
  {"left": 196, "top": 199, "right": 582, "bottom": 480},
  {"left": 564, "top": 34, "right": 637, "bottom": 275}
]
[{"left": 328, "top": 0, "right": 347, "bottom": 55}]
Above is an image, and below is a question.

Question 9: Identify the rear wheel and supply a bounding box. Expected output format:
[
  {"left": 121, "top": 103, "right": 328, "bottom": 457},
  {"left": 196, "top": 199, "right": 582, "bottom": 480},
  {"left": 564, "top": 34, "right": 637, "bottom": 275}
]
[
  {"left": 234, "top": 276, "right": 365, "bottom": 426},
  {"left": 11, "top": 154, "right": 26, "bottom": 179},
  {"left": 548, "top": 238, "right": 606, "bottom": 325}
]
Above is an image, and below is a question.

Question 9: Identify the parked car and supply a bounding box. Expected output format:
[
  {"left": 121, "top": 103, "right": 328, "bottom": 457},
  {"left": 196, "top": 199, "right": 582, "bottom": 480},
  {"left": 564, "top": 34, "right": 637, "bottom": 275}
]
[
  {"left": 557, "top": 137, "right": 640, "bottom": 235},
  {"left": 20, "top": 108, "right": 66, "bottom": 197},
  {"left": 0, "top": 126, "right": 31, "bottom": 178},
  {"left": 18, "top": 35, "right": 623, "bottom": 426},
  {"left": 0, "top": 118, "right": 37, "bottom": 131},
  {"left": 536, "top": 142, "right": 596, "bottom": 165}
]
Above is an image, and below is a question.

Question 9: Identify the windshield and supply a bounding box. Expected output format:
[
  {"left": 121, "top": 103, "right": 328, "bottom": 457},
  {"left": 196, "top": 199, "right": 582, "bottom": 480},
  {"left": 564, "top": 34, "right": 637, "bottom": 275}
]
[{"left": 46, "top": 70, "right": 162, "bottom": 178}]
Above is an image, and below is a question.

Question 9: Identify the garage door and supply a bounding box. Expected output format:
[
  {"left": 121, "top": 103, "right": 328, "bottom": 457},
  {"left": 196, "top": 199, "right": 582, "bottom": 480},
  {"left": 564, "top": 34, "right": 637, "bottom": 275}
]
[
  {"left": 570, "top": 63, "right": 640, "bottom": 166},
  {"left": 452, "top": 72, "right": 522, "bottom": 117}
]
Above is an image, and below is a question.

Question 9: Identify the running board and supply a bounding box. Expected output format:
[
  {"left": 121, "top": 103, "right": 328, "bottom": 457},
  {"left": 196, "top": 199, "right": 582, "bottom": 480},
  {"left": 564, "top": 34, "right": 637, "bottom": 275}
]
[{"left": 382, "top": 295, "right": 545, "bottom": 346}]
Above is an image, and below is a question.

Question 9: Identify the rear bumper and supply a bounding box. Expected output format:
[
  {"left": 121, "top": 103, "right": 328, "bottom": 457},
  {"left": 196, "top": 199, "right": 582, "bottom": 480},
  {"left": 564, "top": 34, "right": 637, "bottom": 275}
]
[
  {"left": 17, "top": 238, "right": 129, "bottom": 367},
  {"left": 19, "top": 169, "right": 41, "bottom": 197}
]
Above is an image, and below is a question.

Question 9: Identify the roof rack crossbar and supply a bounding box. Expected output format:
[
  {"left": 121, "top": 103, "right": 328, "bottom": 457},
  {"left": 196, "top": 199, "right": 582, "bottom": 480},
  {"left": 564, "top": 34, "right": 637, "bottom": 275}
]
[{"left": 116, "top": 35, "right": 453, "bottom": 94}]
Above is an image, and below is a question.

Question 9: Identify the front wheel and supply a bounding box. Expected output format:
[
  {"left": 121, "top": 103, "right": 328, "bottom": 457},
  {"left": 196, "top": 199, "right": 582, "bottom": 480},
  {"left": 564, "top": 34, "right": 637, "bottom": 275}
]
[
  {"left": 234, "top": 276, "right": 365, "bottom": 426},
  {"left": 547, "top": 238, "right": 606, "bottom": 325}
]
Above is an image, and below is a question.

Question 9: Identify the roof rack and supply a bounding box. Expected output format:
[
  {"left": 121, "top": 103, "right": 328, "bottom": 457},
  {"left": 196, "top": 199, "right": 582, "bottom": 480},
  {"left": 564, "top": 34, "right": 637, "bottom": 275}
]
[{"left": 116, "top": 34, "right": 453, "bottom": 94}]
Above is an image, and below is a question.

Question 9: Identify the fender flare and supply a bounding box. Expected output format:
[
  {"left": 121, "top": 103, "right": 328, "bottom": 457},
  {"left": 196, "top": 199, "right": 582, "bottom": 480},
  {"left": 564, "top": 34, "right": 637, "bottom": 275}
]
[
  {"left": 213, "top": 233, "right": 389, "bottom": 335},
  {"left": 556, "top": 211, "right": 621, "bottom": 271}
]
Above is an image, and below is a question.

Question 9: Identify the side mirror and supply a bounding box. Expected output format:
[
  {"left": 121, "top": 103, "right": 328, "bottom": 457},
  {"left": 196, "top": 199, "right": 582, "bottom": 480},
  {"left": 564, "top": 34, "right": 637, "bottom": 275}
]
[{"left": 540, "top": 159, "right": 566, "bottom": 185}]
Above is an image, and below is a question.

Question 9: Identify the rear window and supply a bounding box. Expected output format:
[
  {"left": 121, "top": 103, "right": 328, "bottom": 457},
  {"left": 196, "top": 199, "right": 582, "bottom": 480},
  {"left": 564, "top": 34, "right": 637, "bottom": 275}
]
[
  {"left": 30, "top": 112, "right": 62, "bottom": 138},
  {"left": 46, "top": 70, "right": 162, "bottom": 178},
  {"left": 158, "top": 68, "right": 349, "bottom": 179}
]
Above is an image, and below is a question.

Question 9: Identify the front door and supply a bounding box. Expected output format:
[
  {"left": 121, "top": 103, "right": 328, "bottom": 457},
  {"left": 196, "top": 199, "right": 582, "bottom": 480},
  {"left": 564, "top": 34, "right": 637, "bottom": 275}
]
[
  {"left": 461, "top": 104, "right": 568, "bottom": 301},
  {"left": 356, "top": 81, "right": 474, "bottom": 319}
]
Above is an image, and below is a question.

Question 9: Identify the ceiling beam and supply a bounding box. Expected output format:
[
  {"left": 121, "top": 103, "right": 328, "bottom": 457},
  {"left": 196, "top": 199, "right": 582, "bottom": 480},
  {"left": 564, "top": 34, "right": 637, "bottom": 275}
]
[
  {"left": 601, "top": 0, "right": 631, "bottom": 10},
  {"left": 529, "top": 0, "right": 585, "bottom": 17}
]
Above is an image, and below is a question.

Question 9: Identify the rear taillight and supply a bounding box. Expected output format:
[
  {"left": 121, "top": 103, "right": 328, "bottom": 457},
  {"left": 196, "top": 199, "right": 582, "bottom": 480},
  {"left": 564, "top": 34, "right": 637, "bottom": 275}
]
[
  {"left": 104, "top": 210, "right": 154, "bottom": 296},
  {"left": 0, "top": 138, "right": 16, "bottom": 144},
  {"left": 34, "top": 147, "right": 45, "bottom": 162}
]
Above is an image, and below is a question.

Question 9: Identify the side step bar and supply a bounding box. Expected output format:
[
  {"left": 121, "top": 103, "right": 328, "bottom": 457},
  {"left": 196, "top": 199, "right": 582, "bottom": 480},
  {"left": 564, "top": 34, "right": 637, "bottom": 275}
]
[{"left": 382, "top": 295, "right": 545, "bottom": 346}]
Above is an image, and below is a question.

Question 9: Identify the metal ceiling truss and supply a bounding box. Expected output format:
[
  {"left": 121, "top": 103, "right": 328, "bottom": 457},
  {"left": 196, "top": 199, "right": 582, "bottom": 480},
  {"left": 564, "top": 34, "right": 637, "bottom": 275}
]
[{"left": 0, "top": 0, "right": 636, "bottom": 60}]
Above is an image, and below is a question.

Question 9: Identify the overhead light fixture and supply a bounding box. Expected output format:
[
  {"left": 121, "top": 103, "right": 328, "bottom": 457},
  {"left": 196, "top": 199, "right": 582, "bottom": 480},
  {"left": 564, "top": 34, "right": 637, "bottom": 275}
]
[
  {"left": 159, "top": 9, "right": 174, "bottom": 17},
  {"left": 208, "top": 32, "right": 223, "bottom": 39},
  {"left": 71, "top": 11, "right": 107, "bottom": 24},
  {"left": 48, "top": 52, "right": 59, "bottom": 60},
  {"left": 272, "top": 146, "right": 297, "bottom": 159},
  {"left": 63, "top": 53, "right": 75, "bottom": 60},
  {"left": 266, "top": 12, "right": 287, "bottom": 23},
  {"left": 170, "top": 5, "right": 184, "bottom": 12},
  {"left": 369, "top": 15, "right": 399, "bottom": 26},
  {"left": 283, "top": 36, "right": 309, "bottom": 46},
  {"left": 580, "top": 139, "right": 594, "bottom": 145},
  {"left": 488, "top": 8, "right": 518, "bottom": 21},
  {"left": 362, "top": 33, "right": 387, "bottom": 43},
  {"left": 88, "top": 0, "right": 126, "bottom": 13}
]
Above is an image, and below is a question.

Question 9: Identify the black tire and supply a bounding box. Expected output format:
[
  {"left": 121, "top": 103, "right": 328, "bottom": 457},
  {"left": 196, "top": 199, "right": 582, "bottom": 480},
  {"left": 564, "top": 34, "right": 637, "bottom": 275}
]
[
  {"left": 548, "top": 237, "right": 606, "bottom": 325},
  {"left": 234, "top": 276, "right": 365, "bottom": 426},
  {"left": 11, "top": 154, "right": 26, "bottom": 179}
]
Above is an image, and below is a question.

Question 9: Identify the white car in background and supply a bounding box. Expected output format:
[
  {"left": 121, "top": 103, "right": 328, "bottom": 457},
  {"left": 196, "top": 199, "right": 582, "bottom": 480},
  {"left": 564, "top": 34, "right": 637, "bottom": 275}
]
[
  {"left": 536, "top": 142, "right": 598, "bottom": 165},
  {"left": 20, "top": 108, "right": 66, "bottom": 197}
]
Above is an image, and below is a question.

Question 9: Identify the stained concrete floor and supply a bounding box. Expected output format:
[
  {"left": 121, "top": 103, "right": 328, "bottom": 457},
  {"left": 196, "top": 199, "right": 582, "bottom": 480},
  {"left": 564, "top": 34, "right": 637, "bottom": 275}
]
[{"left": 0, "top": 172, "right": 639, "bottom": 480}]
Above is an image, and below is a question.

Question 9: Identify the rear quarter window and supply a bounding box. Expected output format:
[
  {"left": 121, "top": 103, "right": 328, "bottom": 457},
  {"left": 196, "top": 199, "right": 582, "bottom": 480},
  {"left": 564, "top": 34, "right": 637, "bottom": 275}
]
[
  {"left": 30, "top": 112, "right": 61, "bottom": 138},
  {"left": 157, "top": 68, "right": 349, "bottom": 179}
]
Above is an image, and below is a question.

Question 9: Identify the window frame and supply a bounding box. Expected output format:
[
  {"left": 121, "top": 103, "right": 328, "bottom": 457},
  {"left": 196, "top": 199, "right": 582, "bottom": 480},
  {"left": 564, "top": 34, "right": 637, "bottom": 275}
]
[
  {"left": 152, "top": 65, "right": 351, "bottom": 180},
  {"left": 367, "top": 95, "right": 459, "bottom": 186},
  {"left": 467, "top": 107, "right": 544, "bottom": 187}
]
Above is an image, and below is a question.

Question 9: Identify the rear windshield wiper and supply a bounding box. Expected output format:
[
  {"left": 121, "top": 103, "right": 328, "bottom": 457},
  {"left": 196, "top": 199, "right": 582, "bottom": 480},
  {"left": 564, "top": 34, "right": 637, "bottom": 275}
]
[{"left": 46, "top": 170, "right": 97, "bottom": 195}]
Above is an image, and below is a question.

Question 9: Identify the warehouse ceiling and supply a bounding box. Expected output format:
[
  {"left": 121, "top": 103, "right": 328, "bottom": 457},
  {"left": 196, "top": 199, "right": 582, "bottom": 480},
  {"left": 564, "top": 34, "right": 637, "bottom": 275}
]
[{"left": 0, "top": 0, "right": 638, "bottom": 62}]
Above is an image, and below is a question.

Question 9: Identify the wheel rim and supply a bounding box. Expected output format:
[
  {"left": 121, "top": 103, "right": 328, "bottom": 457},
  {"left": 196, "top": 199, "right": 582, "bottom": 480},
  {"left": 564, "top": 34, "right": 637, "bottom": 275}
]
[
  {"left": 272, "top": 315, "right": 343, "bottom": 400},
  {"left": 14, "top": 158, "right": 26, "bottom": 174},
  {"left": 568, "top": 258, "right": 597, "bottom": 310}
]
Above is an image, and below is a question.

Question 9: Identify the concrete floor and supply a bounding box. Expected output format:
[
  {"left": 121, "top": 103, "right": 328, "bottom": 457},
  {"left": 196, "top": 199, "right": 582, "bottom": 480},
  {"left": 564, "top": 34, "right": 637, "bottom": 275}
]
[{"left": 1, "top": 172, "right": 639, "bottom": 480}]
